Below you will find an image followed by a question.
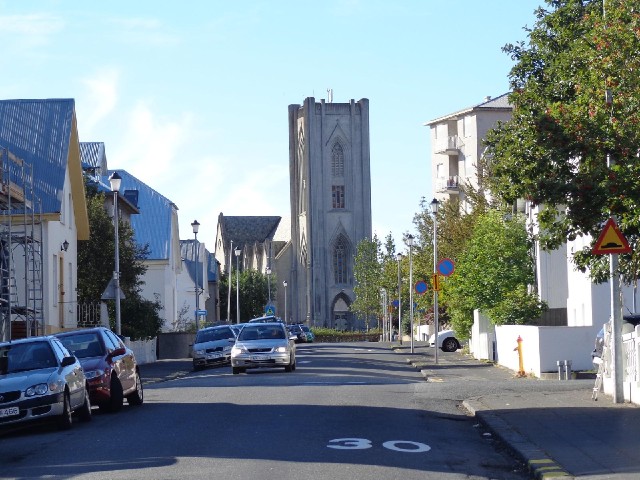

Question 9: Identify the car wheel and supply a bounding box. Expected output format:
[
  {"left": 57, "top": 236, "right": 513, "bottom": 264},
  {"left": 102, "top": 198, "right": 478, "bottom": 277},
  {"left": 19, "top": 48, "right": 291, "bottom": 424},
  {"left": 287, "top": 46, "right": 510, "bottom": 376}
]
[
  {"left": 285, "top": 356, "right": 294, "bottom": 372},
  {"left": 78, "top": 386, "right": 92, "bottom": 422},
  {"left": 126, "top": 372, "right": 144, "bottom": 406},
  {"left": 441, "top": 337, "right": 459, "bottom": 353},
  {"left": 106, "top": 376, "right": 124, "bottom": 413},
  {"left": 57, "top": 391, "right": 73, "bottom": 430}
]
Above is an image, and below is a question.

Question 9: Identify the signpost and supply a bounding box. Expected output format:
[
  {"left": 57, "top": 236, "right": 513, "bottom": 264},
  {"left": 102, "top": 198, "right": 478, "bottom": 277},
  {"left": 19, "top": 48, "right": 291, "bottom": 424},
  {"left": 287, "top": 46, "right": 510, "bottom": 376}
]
[{"left": 265, "top": 304, "right": 276, "bottom": 316}]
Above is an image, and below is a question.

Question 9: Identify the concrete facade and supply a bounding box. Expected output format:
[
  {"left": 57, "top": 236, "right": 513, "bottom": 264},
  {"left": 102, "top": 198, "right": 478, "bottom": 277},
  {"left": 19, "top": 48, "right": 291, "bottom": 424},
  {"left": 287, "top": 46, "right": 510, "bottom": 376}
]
[{"left": 288, "top": 97, "right": 372, "bottom": 328}]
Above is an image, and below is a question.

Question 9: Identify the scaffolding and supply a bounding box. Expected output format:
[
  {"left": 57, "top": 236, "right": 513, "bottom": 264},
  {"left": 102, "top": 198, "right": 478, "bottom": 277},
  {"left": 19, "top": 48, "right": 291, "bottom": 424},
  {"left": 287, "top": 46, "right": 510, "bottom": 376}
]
[{"left": 0, "top": 147, "right": 43, "bottom": 341}]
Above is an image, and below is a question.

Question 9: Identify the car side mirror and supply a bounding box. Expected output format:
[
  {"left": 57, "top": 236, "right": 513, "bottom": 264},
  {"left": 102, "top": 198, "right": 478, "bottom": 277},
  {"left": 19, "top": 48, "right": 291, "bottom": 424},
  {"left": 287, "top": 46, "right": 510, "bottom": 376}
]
[{"left": 61, "top": 356, "right": 76, "bottom": 367}]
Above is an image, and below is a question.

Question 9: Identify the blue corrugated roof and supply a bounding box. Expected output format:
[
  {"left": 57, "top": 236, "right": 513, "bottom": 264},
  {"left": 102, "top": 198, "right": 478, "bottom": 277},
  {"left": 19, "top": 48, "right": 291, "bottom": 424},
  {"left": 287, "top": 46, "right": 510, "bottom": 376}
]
[
  {"left": 0, "top": 99, "right": 75, "bottom": 214},
  {"left": 79, "top": 142, "right": 106, "bottom": 176},
  {"left": 180, "top": 240, "right": 211, "bottom": 288},
  {"left": 104, "top": 170, "right": 174, "bottom": 260}
]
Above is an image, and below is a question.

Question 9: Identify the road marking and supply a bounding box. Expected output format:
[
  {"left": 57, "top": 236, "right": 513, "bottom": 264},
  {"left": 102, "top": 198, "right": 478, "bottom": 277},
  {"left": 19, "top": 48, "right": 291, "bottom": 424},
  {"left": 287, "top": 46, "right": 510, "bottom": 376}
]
[
  {"left": 383, "top": 440, "right": 430, "bottom": 453},
  {"left": 328, "top": 438, "right": 431, "bottom": 453}
]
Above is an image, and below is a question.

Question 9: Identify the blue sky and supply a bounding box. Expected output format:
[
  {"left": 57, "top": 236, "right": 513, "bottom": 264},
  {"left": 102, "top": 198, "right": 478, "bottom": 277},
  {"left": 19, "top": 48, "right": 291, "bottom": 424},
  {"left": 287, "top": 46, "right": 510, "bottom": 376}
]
[{"left": 0, "top": 0, "right": 542, "bottom": 252}]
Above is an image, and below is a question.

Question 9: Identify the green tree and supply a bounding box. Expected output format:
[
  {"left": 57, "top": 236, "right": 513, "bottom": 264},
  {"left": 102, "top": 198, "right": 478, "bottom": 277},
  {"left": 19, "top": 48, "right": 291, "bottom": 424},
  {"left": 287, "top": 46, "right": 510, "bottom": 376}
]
[
  {"left": 482, "top": 0, "right": 640, "bottom": 282},
  {"left": 219, "top": 269, "right": 271, "bottom": 322},
  {"left": 444, "top": 210, "right": 546, "bottom": 338},
  {"left": 351, "top": 236, "right": 382, "bottom": 330},
  {"left": 78, "top": 181, "right": 162, "bottom": 339}
]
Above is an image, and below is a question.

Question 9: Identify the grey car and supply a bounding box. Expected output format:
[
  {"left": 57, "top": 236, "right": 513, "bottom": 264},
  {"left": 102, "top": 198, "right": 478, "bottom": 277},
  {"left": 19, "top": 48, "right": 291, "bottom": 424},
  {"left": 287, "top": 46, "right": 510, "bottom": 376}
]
[
  {"left": 192, "top": 325, "right": 237, "bottom": 371},
  {"left": 230, "top": 322, "right": 296, "bottom": 374},
  {"left": 0, "top": 336, "right": 92, "bottom": 430}
]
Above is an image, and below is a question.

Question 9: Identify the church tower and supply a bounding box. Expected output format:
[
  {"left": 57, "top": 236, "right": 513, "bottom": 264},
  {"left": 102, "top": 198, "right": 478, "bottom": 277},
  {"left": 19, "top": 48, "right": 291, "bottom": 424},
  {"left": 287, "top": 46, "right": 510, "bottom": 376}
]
[{"left": 288, "top": 97, "right": 372, "bottom": 328}]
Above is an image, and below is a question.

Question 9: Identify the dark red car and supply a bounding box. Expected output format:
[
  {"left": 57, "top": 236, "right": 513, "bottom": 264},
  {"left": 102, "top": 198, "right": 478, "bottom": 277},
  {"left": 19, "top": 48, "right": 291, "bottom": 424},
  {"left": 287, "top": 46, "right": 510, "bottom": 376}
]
[{"left": 55, "top": 327, "right": 143, "bottom": 412}]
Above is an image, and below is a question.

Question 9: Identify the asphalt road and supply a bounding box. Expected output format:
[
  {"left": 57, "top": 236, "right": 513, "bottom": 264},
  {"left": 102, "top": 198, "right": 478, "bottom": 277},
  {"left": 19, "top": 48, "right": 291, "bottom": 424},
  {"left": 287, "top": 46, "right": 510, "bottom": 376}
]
[{"left": 0, "top": 342, "right": 527, "bottom": 480}]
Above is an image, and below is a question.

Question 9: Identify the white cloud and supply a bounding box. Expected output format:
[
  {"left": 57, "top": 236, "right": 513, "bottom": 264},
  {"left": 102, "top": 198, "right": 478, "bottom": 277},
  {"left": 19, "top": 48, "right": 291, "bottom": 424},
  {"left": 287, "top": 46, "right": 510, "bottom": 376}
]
[{"left": 77, "top": 68, "right": 120, "bottom": 138}]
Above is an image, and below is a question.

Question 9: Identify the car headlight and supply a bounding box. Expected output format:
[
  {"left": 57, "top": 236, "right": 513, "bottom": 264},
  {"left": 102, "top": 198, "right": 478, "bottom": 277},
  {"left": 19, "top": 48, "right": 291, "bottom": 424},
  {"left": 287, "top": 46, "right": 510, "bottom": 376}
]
[
  {"left": 231, "top": 345, "right": 246, "bottom": 355},
  {"left": 84, "top": 369, "right": 105, "bottom": 380},
  {"left": 223, "top": 345, "right": 232, "bottom": 352},
  {"left": 194, "top": 349, "right": 205, "bottom": 356},
  {"left": 25, "top": 383, "right": 49, "bottom": 396},
  {"left": 274, "top": 346, "right": 287, "bottom": 353}
]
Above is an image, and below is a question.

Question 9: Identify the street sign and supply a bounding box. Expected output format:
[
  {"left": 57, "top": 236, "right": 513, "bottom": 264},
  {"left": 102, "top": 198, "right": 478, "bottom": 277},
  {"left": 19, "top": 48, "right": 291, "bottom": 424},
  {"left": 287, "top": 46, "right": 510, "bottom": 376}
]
[
  {"left": 265, "top": 304, "right": 276, "bottom": 316},
  {"left": 194, "top": 309, "right": 207, "bottom": 316},
  {"left": 414, "top": 280, "right": 428, "bottom": 295},
  {"left": 437, "top": 258, "right": 455, "bottom": 277},
  {"left": 592, "top": 218, "right": 631, "bottom": 255},
  {"left": 432, "top": 274, "right": 441, "bottom": 291},
  {"left": 391, "top": 300, "right": 399, "bottom": 308}
]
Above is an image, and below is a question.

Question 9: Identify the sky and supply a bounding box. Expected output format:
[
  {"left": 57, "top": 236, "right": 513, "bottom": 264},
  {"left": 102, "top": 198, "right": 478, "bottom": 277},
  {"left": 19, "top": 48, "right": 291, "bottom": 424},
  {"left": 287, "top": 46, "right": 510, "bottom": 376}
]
[{"left": 0, "top": 0, "right": 543, "bottom": 252}]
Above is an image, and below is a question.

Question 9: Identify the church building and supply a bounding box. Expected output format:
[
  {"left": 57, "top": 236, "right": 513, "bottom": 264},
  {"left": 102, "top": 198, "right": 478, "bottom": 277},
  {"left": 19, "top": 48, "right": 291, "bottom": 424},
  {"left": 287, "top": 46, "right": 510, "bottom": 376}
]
[{"left": 287, "top": 97, "right": 372, "bottom": 329}]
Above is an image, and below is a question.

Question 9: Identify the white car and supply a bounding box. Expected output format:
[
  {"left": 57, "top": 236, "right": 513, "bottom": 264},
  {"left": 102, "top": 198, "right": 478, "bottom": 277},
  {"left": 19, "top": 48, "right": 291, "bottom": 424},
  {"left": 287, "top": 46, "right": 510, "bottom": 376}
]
[
  {"left": 429, "top": 330, "right": 461, "bottom": 352},
  {"left": 231, "top": 323, "right": 296, "bottom": 374}
]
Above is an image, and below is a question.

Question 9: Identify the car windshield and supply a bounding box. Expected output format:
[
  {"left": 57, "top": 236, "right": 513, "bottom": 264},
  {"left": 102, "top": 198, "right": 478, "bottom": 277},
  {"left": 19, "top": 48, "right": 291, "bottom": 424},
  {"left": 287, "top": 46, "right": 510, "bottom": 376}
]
[
  {"left": 301, "top": 326, "right": 310, "bottom": 332},
  {"left": 58, "top": 333, "right": 105, "bottom": 358},
  {"left": 0, "top": 341, "right": 57, "bottom": 374},
  {"left": 196, "top": 327, "right": 234, "bottom": 343},
  {"left": 238, "top": 325, "right": 285, "bottom": 341}
]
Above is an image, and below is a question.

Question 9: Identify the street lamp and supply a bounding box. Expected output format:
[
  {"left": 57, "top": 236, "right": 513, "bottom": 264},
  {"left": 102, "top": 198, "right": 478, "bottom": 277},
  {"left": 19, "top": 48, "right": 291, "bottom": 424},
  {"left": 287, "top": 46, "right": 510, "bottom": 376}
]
[
  {"left": 430, "top": 198, "right": 440, "bottom": 364},
  {"left": 227, "top": 240, "right": 233, "bottom": 322},
  {"left": 109, "top": 171, "right": 122, "bottom": 336},
  {"left": 191, "top": 220, "right": 200, "bottom": 332},
  {"left": 407, "top": 234, "right": 415, "bottom": 354},
  {"left": 266, "top": 267, "right": 272, "bottom": 305},
  {"left": 234, "top": 245, "right": 241, "bottom": 323},
  {"left": 396, "top": 252, "right": 402, "bottom": 345},
  {"left": 283, "top": 280, "right": 288, "bottom": 323}
]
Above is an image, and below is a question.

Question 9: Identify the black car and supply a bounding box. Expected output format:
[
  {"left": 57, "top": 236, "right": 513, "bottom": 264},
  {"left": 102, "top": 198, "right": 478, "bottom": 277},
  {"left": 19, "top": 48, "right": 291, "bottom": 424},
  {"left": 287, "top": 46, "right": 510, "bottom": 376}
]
[{"left": 287, "top": 324, "right": 307, "bottom": 343}]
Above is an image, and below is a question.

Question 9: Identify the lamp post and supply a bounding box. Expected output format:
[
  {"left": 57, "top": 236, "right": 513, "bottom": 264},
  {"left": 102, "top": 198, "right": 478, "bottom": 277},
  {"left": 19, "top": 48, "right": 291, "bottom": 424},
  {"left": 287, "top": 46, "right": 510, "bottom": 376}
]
[
  {"left": 380, "top": 288, "right": 387, "bottom": 341},
  {"left": 430, "top": 198, "right": 440, "bottom": 364},
  {"left": 191, "top": 220, "right": 200, "bottom": 332},
  {"left": 234, "top": 246, "right": 241, "bottom": 323},
  {"left": 407, "top": 234, "right": 415, "bottom": 354},
  {"left": 227, "top": 240, "right": 233, "bottom": 322},
  {"left": 266, "top": 267, "right": 272, "bottom": 305},
  {"left": 283, "top": 280, "right": 288, "bottom": 323},
  {"left": 109, "top": 171, "right": 122, "bottom": 336},
  {"left": 396, "top": 252, "right": 402, "bottom": 345}
]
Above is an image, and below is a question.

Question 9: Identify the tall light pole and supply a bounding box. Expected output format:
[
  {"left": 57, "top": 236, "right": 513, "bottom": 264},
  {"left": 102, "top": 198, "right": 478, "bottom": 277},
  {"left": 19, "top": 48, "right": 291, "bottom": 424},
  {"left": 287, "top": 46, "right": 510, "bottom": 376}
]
[
  {"left": 431, "top": 198, "right": 440, "bottom": 364},
  {"left": 227, "top": 240, "right": 233, "bottom": 322},
  {"left": 266, "top": 267, "right": 272, "bottom": 305},
  {"left": 380, "top": 288, "right": 387, "bottom": 341},
  {"left": 283, "top": 280, "right": 288, "bottom": 323},
  {"left": 407, "top": 234, "right": 415, "bottom": 354},
  {"left": 396, "top": 252, "right": 402, "bottom": 345},
  {"left": 191, "top": 220, "right": 200, "bottom": 332},
  {"left": 235, "top": 245, "right": 241, "bottom": 323},
  {"left": 109, "top": 171, "right": 122, "bottom": 336}
]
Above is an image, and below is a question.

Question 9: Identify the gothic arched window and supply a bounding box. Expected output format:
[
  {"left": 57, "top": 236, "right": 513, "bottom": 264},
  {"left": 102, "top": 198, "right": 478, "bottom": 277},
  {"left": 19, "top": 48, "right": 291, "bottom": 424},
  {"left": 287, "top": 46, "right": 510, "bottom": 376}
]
[
  {"left": 333, "top": 235, "right": 348, "bottom": 284},
  {"left": 331, "top": 143, "right": 344, "bottom": 177}
]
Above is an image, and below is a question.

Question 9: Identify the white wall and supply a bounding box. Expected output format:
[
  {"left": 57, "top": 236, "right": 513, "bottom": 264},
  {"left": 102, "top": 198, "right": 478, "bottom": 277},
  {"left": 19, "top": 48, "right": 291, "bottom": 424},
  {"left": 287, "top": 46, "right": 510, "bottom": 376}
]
[{"left": 495, "top": 324, "right": 601, "bottom": 377}]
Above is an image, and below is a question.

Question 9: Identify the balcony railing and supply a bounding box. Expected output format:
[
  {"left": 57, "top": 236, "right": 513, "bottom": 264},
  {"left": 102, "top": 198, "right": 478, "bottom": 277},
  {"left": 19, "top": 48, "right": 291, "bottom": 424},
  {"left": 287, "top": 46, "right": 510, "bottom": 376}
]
[{"left": 433, "top": 135, "right": 463, "bottom": 155}]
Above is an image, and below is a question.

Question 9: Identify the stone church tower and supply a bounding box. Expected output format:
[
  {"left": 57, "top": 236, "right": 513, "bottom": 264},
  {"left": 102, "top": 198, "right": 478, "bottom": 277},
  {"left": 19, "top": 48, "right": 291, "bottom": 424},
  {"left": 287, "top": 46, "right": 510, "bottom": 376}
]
[{"left": 287, "top": 97, "right": 372, "bottom": 328}]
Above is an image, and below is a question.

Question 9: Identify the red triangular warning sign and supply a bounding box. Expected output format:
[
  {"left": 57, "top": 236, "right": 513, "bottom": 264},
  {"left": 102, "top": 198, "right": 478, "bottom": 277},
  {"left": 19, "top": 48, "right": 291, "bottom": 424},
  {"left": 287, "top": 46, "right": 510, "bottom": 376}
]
[{"left": 592, "top": 217, "right": 632, "bottom": 255}]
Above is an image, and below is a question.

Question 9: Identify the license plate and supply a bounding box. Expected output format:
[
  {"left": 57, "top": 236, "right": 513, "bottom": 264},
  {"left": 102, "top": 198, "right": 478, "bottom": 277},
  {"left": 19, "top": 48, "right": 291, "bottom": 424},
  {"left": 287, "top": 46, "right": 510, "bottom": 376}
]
[
  {"left": 0, "top": 406, "right": 19, "bottom": 418},
  {"left": 206, "top": 353, "right": 222, "bottom": 359},
  {"left": 252, "top": 355, "right": 269, "bottom": 361}
]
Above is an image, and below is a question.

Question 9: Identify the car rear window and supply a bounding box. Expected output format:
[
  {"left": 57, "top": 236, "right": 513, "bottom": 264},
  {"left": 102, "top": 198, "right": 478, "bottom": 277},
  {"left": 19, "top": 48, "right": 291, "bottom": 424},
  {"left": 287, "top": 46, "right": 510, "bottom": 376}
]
[{"left": 58, "top": 333, "right": 105, "bottom": 358}]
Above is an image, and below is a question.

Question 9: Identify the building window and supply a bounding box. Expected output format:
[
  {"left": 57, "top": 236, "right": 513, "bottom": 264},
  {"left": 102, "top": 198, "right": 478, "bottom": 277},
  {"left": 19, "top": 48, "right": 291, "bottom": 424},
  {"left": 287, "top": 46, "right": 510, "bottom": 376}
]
[
  {"left": 333, "top": 236, "right": 348, "bottom": 284},
  {"left": 332, "top": 185, "right": 345, "bottom": 209},
  {"left": 331, "top": 143, "right": 344, "bottom": 177}
]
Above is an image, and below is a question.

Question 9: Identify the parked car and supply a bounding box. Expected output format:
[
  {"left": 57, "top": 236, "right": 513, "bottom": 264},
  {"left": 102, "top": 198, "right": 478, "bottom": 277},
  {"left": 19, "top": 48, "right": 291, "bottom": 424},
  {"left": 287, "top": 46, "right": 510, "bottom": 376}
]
[
  {"left": 287, "top": 324, "right": 307, "bottom": 343},
  {"left": 229, "top": 323, "right": 247, "bottom": 337},
  {"left": 300, "top": 325, "right": 315, "bottom": 343},
  {"left": 429, "top": 329, "right": 461, "bottom": 352},
  {"left": 192, "top": 325, "right": 237, "bottom": 371},
  {"left": 231, "top": 322, "right": 296, "bottom": 374},
  {"left": 55, "top": 327, "right": 143, "bottom": 413},
  {"left": 248, "top": 315, "right": 283, "bottom": 324},
  {"left": 0, "top": 336, "right": 92, "bottom": 430}
]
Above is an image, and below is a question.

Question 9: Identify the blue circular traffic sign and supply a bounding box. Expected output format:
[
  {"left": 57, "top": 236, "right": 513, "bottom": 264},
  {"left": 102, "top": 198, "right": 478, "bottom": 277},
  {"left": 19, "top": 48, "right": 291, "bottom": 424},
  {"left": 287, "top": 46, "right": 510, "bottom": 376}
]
[
  {"left": 436, "top": 258, "right": 455, "bottom": 277},
  {"left": 415, "top": 280, "right": 428, "bottom": 295}
]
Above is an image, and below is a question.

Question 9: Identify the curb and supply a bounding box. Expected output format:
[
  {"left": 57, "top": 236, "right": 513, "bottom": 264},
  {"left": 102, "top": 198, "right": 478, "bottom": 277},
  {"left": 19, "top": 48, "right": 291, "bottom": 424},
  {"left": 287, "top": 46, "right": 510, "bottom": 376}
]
[{"left": 462, "top": 399, "right": 571, "bottom": 480}]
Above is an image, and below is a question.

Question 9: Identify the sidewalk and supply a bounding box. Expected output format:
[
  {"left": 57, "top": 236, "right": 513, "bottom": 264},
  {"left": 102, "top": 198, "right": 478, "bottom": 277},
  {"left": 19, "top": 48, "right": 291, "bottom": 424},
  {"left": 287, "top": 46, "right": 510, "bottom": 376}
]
[{"left": 396, "top": 342, "right": 640, "bottom": 480}]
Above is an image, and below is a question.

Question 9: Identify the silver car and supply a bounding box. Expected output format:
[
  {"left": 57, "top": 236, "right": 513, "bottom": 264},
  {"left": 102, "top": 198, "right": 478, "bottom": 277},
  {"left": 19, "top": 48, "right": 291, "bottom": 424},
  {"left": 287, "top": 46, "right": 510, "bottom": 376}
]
[
  {"left": 192, "top": 325, "right": 237, "bottom": 371},
  {"left": 230, "top": 322, "right": 296, "bottom": 374},
  {"left": 0, "top": 336, "right": 92, "bottom": 430}
]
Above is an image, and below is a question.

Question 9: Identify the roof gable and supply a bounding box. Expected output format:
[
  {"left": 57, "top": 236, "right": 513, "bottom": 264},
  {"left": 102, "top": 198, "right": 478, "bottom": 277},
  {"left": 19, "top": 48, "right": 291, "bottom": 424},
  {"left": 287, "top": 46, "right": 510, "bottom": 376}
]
[{"left": 222, "top": 215, "right": 282, "bottom": 248}]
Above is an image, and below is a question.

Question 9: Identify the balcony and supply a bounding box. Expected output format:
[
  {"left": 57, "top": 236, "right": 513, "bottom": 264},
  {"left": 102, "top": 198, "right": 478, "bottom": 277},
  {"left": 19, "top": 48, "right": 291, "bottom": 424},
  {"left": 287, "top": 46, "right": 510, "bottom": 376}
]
[
  {"left": 435, "top": 176, "right": 460, "bottom": 194},
  {"left": 434, "top": 135, "right": 463, "bottom": 155}
]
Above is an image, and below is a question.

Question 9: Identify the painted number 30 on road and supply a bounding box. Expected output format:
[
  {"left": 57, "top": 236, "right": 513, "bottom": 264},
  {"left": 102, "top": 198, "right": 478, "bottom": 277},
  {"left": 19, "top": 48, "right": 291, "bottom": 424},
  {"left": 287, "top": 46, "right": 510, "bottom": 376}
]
[{"left": 327, "top": 438, "right": 431, "bottom": 453}]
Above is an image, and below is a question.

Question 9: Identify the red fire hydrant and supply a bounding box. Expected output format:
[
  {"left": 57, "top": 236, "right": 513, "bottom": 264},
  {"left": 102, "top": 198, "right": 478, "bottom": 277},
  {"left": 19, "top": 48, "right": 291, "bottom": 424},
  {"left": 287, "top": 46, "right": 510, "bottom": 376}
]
[{"left": 514, "top": 335, "right": 526, "bottom": 377}]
